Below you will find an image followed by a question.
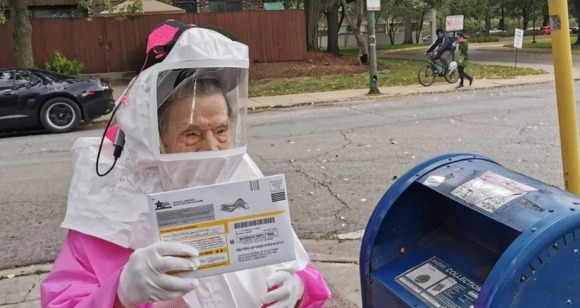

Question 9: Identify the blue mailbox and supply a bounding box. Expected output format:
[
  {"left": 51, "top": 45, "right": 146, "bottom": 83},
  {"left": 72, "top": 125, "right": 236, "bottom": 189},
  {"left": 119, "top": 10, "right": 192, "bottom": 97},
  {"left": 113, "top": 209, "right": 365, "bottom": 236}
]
[{"left": 360, "top": 153, "right": 580, "bottom": 308}]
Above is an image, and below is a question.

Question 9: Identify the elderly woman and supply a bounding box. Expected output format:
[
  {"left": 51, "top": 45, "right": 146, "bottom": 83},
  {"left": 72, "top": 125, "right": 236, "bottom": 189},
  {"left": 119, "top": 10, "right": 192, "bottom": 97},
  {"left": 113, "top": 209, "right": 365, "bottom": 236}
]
[{"left": 40, "top": 25, "right": 330, "bottom": 308}]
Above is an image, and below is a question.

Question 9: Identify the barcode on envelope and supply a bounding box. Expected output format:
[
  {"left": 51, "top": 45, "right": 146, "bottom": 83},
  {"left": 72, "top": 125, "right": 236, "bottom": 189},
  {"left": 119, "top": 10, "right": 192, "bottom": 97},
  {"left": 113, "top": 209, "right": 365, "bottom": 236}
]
[
  {"left": 250, "top": 180, "right": 260, "bottom": 191},
  {"left": 271, "top": 192, "right": 286, "bottom": 202},
  {"left": 234, "top": 217, "right": 275, "bottom": 229}
]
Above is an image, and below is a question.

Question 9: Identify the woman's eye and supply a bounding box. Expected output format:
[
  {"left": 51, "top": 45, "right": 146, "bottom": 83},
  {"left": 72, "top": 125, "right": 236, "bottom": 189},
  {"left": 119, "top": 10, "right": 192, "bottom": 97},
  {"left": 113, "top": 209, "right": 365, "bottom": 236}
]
[{"left": 217, "top": 128, "right": 227, "bottom": 134}]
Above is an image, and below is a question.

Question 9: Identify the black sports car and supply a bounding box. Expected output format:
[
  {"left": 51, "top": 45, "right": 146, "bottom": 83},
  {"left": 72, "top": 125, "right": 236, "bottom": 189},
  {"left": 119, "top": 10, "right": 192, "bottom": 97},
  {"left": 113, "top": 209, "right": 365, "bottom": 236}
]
[{"left": 0, "top": 68, "right": 115, "bottom": 133}]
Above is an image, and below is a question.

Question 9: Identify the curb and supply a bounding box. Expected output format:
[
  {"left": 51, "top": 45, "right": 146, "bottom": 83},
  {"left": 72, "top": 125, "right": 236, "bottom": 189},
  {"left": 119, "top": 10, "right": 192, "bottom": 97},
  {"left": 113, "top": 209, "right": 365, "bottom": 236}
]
[
  {"left": 0, "top": 263, "right": 52, "bottom": 281},
  {"left": 247, "top": 77, "right": 555, "bottom": 113}
]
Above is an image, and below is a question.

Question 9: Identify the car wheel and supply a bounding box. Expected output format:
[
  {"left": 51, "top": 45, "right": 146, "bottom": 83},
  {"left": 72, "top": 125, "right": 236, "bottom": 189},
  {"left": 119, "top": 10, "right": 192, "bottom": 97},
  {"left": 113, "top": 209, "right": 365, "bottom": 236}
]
[{"left": 40, "top": 97, "right": 82, "bottom": 133}]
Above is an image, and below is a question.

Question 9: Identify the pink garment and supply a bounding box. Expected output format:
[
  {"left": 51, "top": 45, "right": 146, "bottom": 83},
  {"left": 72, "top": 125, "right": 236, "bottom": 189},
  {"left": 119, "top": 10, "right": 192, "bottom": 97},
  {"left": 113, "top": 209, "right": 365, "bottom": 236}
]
[{"left": 41, "top": 230, "right": 331, "bottom": 308}]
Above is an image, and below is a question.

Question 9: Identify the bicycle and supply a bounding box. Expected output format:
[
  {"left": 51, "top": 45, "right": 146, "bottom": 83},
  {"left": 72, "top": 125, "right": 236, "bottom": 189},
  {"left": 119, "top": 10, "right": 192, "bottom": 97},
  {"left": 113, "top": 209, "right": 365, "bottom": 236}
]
[{"left": 417, "top": 52, "right": 459, "bottom": 86}]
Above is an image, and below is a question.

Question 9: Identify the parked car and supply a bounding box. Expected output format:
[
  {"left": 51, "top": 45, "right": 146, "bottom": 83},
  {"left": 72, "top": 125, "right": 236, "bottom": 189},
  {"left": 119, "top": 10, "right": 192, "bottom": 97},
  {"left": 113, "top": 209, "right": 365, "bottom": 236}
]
[
  {"left": 571, "top": 26, "right": 579, "bottom": 34},
  {"left": 0, "top": 68, "right": 114, "bottom": 133},
  {"left": 488, "top": 28, "right": 507, "bottom": 34},
  {"left": 540, "top": 26, "right": 551, "bottom": 35}
]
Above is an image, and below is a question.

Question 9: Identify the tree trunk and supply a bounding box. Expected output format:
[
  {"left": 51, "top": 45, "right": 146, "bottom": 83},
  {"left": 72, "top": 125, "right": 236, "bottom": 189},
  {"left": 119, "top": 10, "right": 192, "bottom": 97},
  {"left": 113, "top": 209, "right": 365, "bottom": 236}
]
[
  {"left": 522, "top": 6, "right": 529, "bottom": 31},
  {"left": 573, "top": 0, "right": 580, "bottom": 44},
  {"left": 326, "top": 0, "right": 341, "bottom": 54},
  {"left": 415, "top": 10, "right": 426, "bottom": 44},
  {"left": 499, "top": 5, "right": 505, "bottom": 30},
  {"left": 485, "top": 10, "right": 491, "bottom": 33},
  {"left": 403, "top": 17, "right": 413, "bottom": 44},
  {"left": 305, "top": 0, "right": 321, "bottom": 50},
  {"left": 9, "top": 0, "right": 34, "bottom": 67},
  {"left": 388, "top": 21, "right": 395, "bottom": 45},
  {"left": 340, "top": 0, "right": 368, "bottom": 63}
]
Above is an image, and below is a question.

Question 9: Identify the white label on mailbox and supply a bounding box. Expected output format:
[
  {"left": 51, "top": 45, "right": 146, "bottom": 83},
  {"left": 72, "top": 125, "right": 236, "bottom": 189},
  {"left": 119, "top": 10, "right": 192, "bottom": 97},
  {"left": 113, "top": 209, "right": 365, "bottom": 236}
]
[
  {"left": 396, "top": 257, "right": 481, "bottom": 308},
  {"left": 451, "top": 171, "right": 537, "bottom": 213},
  {"left": 424, "top": 175, "right": 446, "bottom": 187}
]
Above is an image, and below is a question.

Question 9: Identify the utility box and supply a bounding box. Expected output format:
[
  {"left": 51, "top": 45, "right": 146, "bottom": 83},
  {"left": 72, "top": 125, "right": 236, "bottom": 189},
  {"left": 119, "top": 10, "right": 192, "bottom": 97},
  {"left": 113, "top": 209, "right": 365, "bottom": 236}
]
[{"left": 360, "top": 153, "right": 580, "bottom": 308}]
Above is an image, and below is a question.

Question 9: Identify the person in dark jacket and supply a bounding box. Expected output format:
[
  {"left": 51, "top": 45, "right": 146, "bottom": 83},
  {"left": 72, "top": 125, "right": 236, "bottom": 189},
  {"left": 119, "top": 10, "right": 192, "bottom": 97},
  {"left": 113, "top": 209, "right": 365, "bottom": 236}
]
[
  {"left": 425, "top": 29, "right": 455, "bottom": 75},
  {"left": 455, "top": 32, "right": 473, "bottom": 89}
]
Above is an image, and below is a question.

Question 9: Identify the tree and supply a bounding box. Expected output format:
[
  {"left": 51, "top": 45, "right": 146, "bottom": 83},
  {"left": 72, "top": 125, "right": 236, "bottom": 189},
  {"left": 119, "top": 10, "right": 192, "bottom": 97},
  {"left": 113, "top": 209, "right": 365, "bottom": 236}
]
[
  {"left": 0, "top": 0, "right": 143, "bottom": 68},
  {"left": 8, "top": 0, "right": 33, "bottom": 67},
  {"left": 305, "top": 0, "right": 322, "bottom": 50},
  {"left": 325, "top": 0, "right": 343, "bottom": 54}
]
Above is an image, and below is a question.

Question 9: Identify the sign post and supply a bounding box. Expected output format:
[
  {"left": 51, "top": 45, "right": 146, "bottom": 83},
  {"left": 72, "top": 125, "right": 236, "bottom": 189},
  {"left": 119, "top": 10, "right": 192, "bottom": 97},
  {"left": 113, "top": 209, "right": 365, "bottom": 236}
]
[
  {"left": 548, "top": 0, "right": 580, "bottom": 194},
  {"left": 445, "top": 15, "right": 464, "bottom": 48},
  {"left": 513, "top": 28, "right": 524, "bottom": 68},
  {"left": 367, "top": 0, "right": 380, "bottom": 94},
  {"left": 445, "top": 15, "right": 464, "bottom": 32}
]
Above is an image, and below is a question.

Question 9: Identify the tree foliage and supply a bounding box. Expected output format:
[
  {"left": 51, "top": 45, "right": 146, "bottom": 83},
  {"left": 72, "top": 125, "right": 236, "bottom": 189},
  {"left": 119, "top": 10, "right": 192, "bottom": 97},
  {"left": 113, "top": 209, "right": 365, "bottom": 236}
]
[{"left": 77, "top": 0, "right": 143, "bottom": 19}]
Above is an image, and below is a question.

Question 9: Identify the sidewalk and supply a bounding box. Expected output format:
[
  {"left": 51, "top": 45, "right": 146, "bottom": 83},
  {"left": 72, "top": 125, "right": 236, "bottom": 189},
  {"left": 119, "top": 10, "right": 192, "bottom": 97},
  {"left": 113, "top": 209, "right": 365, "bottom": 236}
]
[
  {"left": 0, "top": 239, "right": 363, "bottom": 308},
  {"left": 94, "top": 69, "right": 565, "bottom": 124}
]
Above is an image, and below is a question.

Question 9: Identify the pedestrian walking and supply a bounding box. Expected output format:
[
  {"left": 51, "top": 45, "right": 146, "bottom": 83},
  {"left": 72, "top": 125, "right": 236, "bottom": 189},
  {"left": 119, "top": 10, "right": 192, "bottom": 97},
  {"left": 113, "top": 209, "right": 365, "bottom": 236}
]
[{"left": 456, "top": 32, "right": 473, "bottom": 89}]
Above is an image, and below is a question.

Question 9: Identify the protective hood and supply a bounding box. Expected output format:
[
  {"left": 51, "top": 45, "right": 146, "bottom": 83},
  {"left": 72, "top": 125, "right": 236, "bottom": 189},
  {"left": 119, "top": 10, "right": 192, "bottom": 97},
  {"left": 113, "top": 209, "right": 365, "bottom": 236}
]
[{"left": 62, "top": 27, "right": 254, "bottom": 249}]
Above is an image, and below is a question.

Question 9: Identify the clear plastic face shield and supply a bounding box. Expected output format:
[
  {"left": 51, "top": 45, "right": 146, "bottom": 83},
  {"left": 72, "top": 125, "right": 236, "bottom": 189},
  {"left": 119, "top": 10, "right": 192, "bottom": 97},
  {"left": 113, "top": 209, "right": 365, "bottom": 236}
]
[{"left": 153, "top": 67, "right": 248, "bottom": 158}]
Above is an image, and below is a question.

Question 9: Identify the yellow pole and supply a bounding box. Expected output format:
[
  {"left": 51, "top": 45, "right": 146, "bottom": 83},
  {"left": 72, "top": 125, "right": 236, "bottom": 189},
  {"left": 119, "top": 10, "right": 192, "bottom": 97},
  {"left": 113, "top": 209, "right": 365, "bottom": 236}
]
[{"left": 548, "top": 0, "right": 580, "bottom": 194}]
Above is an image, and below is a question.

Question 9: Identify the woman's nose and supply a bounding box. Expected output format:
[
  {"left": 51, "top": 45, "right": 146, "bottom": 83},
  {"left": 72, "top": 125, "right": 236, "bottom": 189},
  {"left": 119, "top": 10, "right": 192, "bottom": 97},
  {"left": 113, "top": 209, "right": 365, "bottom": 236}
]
[{"left": 198, "top": 133, "right": 219, "bottom": 151}]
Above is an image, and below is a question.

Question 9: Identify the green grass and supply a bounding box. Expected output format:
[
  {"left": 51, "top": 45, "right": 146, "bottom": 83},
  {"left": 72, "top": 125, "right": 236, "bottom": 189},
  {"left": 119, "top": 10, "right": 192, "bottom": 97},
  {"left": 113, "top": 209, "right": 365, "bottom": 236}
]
[
  {"left": 503, "top": 38, "right": 579, "bottom": 48},
  {"left": 249, "top": 58, "right": 544, "bottom": 97}
]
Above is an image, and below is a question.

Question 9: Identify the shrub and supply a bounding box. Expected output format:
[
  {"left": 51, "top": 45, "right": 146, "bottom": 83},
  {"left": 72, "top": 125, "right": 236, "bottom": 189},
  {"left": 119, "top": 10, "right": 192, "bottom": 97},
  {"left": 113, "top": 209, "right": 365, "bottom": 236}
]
[
  {"left": 524, "top": 30, "right": 541, "bottom": 36},
  {"left": 44, "top": 52, "right": 84, "bottom": 77},
  {"left": 197, "top": 24, "right": 238, "bottom": 42}
]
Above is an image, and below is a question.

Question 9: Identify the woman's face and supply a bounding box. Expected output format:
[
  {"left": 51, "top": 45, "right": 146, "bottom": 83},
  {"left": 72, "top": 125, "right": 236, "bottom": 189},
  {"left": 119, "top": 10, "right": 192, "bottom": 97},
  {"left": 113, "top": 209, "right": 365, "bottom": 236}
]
[{"left": 160, "top": 93, "right": 231, "bottom": 153}]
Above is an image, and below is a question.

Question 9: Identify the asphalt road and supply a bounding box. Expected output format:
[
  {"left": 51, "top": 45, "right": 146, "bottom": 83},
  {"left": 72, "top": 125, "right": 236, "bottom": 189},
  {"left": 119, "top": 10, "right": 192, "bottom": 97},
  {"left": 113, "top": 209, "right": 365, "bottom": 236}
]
[
  {"left": 0, "top": 82, "right": 576, "bottom": 269},
  {"left": 381, "top": 42, "right": 580, "bottom": 67}
]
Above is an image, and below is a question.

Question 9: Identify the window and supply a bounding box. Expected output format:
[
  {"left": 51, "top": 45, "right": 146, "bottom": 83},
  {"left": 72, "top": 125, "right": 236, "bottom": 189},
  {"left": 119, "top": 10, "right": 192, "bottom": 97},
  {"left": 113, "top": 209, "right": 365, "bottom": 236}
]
[
  {"left": 174, "top": 1, "right": 197, "bottom": 13},
  {"left": 14, "top": 71, "right": 40, "bottom": 88},
  {"left": 0, "top": 72, "right": 14, "bottom": 89},
  {"left": 209, "top": 0, "right": 241, "bottom": 12}
]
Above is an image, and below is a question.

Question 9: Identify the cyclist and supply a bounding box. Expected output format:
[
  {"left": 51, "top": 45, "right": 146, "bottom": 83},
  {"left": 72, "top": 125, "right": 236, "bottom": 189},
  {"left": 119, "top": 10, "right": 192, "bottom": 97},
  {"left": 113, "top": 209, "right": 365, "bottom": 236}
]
[{"left": 424, "top": 29, "right": 455, "bottom": 75}]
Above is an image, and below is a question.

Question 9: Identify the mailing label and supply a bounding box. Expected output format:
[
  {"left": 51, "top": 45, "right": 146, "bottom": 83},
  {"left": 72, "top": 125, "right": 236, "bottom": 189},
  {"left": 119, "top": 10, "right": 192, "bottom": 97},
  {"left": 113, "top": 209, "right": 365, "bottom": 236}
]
[
  {"left": 451, "top": 171, "right": 537, "bottom": 213},
  {"left": 396, "top": 257, "right": 481, "bottom": 308},
  {"left": 148, "top": 174, "right": 296, "bottom": 279}
]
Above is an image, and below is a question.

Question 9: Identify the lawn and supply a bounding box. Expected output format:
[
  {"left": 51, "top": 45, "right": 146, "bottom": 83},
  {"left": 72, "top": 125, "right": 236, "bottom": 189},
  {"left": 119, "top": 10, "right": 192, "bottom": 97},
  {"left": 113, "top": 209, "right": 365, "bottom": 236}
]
[
  {"left": 503, "top": 38, "right": 579, "bottom": 48},
  {"left": 249, "top": 57, "right": 543, "bottom": 97}
]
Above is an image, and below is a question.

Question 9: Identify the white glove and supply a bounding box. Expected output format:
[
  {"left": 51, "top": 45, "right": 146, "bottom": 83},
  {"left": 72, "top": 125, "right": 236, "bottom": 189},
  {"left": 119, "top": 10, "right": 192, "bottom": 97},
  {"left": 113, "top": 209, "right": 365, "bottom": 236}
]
[
  {"left": 261, "top": 270, "right": 304, "bottom": 308},
  {"left": 117, "top": 242, "right": 201, "bottom": 307}
]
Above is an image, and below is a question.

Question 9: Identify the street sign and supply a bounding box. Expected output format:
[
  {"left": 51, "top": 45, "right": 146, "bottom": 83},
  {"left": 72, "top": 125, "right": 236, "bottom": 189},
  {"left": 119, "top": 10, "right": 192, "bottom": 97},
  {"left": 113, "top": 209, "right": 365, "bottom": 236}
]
[
  {"left": 367, "top": 0, "right": 380, "bottom": 11},
  {"left": 514, "top": 28, "right": 524, "bottom": 49},
  {"left": 445, "top": 15, "right": 464, "bottom": 32}
]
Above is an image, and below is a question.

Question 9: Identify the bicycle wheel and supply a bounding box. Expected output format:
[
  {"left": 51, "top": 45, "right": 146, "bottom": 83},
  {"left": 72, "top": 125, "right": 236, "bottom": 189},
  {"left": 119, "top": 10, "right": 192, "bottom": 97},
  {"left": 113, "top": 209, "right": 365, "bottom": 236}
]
[
  {"left": 418, "top": 65, "right": 435, "bottom": 86},
  {"left": 445, "top": 68, "right": 459, "bottom": 83}
]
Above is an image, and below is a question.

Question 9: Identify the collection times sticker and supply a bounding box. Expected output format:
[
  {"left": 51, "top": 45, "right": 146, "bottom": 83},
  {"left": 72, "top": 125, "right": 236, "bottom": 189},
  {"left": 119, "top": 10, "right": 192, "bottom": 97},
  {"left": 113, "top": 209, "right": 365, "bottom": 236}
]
[{"left": 396, "top": 257, "right": 481, "bottom": 308}]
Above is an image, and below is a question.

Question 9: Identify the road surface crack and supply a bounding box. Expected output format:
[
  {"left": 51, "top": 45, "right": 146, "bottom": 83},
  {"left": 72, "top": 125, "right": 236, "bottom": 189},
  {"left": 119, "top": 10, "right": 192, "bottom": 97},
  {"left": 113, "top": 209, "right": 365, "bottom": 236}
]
[{"left": 290, "top": 161, "right": 350, "bottom": 210}]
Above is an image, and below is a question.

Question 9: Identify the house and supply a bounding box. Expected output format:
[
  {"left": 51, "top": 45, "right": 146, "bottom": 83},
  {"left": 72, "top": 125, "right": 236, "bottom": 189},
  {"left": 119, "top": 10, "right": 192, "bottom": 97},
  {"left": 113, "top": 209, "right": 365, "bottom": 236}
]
[
  {"left": 0, "top": 0, "right": 85, "bottom": 18},
  {"left": 0, "top": 0, "right": 267, "bottom": 18}
]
